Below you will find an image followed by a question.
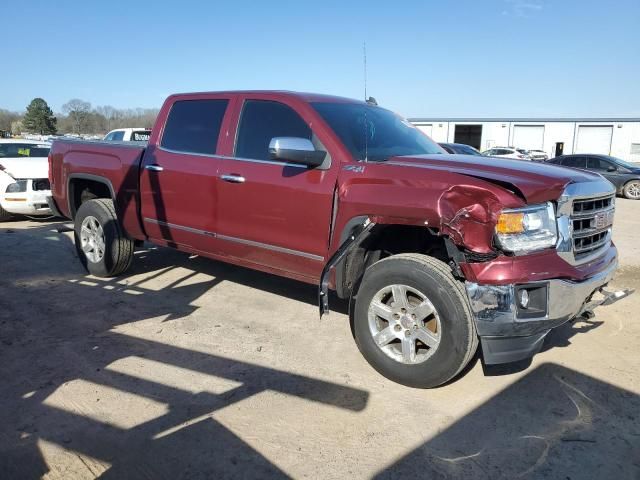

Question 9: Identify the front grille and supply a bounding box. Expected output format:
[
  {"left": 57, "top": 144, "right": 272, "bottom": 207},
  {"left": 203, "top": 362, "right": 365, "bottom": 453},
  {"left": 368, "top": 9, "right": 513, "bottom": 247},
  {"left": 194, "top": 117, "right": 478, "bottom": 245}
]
[
  {"left": 571, "top": 194, "right": 615, "bottom": 259},
  {"left": 32, "top": 178, "right": 50, "bottom": 191}
]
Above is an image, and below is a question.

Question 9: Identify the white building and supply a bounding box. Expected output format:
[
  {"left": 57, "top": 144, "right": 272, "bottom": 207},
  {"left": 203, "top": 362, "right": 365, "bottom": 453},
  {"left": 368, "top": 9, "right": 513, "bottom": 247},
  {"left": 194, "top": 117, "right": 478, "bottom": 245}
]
[{"left": 409, "top": 118, "right": 640, "bottom": 162}]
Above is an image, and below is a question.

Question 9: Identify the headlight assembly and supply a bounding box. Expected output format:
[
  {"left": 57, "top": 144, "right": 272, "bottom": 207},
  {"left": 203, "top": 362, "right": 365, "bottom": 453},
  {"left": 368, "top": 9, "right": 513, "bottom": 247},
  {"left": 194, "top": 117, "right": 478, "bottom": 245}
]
[
  {"left": 6, "top": 181, "right": 27, "bottom": 193},
  {"left": 495, "top": 202, "right": 557, "bottom": 253}
]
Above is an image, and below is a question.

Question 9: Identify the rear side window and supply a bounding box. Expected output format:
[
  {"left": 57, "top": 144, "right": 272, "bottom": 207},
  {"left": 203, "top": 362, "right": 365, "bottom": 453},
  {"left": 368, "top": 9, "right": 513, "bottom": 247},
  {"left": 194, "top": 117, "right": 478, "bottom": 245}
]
[
  {"left": 161, "top": 99, "right": 229, "bottom": 155},
  {"left": 131, "top": 130, "right": 150, "bottom": 142},
  {"left": 563, "top": 156, "right": 585, "bottom": 168},
  {"left": 235, "top": 100, "right": 311, "bottom": 160}
]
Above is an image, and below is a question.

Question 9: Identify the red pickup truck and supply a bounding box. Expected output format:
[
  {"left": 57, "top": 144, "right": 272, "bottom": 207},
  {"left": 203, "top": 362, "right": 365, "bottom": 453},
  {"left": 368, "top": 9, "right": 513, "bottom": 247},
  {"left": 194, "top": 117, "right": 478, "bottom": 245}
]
[{"left": 48, "top": 91, "right": 631, "bottom": 387}]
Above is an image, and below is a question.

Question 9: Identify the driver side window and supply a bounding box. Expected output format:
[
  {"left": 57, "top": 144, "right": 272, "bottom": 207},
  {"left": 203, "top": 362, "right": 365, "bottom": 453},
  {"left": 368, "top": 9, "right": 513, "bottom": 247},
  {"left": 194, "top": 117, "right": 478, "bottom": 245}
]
[
  {"left": 235, "top": 100, "right": 312, "bottom": 161},
  {"left": 587, "top": 157, "right": 612, "bottom": 171}
]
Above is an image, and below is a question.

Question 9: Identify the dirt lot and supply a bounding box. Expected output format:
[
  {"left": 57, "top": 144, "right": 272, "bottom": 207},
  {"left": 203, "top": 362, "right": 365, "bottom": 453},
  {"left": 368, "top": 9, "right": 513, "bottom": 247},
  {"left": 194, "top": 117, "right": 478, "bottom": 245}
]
[{"left": 1, "top": 200, "right": 639, "bottom": 479}]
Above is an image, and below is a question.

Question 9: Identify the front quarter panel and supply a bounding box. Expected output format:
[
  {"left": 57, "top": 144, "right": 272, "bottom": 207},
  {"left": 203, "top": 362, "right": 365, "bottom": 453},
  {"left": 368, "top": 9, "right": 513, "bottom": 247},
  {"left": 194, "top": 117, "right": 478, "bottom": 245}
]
[{"left": 332, "top": 162, "right": 525, "bottom": 255}]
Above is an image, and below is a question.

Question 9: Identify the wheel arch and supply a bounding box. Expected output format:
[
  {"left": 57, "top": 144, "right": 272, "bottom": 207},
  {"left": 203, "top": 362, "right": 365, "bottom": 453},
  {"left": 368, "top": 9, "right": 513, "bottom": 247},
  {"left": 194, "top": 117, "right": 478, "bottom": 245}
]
[
  {"left": 332, "top": 216, "right": 454, "bottom": 301},
  {"left": 67, "top": 173, "right": 116, "bottom": 219}
]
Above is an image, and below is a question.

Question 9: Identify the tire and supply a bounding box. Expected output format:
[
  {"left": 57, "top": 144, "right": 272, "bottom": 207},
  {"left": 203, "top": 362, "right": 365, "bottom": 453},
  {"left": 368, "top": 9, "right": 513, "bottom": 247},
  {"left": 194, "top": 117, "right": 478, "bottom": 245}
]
[
  {"left": 622, "top": 180, "right": 640, "bottom": 200},
  {"left": 353, "top": 253, "right": 478, "bottom": 388},
  {"left": 0, "top": 203, "right": 11, "bottom": 222},
  {"left": 74, "top": 198, "right": 134, "bottom": 277}
]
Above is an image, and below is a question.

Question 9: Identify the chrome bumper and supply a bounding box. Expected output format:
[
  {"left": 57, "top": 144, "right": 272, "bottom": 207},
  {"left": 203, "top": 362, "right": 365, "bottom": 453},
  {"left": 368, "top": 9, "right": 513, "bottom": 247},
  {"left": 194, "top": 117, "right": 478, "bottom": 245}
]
[{"left": 465, "top": 258, "right": 632, "bottom": 364}]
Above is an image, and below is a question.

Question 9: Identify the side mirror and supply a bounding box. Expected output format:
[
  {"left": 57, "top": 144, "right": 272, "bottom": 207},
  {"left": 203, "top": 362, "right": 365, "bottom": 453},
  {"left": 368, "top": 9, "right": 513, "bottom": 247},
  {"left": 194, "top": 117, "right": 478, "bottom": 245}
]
[
  {"left": 269, "top": 137, "right": 326, "bottom": 168},
  {"left": 607, "top": 165, "right": 617, "bottom": 172}
]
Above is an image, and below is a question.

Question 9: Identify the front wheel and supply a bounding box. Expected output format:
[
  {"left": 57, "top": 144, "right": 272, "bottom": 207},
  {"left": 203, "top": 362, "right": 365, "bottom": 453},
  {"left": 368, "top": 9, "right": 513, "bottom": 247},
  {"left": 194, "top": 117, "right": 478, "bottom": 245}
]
[
  {"left": 623, "top": 180, "right": 640, "bottom": 200},
  {"left": 353, "top": 253, "right": 478, "bottom": 388},
  {"left": 74, "top": 199, "right": 134, "bottom": 277}
]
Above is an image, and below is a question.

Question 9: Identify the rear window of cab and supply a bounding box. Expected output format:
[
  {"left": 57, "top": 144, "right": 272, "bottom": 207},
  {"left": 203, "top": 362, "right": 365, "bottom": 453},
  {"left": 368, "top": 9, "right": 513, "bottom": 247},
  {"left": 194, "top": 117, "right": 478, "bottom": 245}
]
[{"left": 0, "top": 143, "right": 50, "bottom": 158}]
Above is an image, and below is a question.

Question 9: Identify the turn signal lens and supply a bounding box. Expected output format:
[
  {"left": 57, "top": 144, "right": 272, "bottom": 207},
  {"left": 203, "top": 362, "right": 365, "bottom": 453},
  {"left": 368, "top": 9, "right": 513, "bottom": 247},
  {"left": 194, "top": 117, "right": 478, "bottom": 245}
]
[{"left": 496, "top": 212, "right": 525, "bottom": 234}]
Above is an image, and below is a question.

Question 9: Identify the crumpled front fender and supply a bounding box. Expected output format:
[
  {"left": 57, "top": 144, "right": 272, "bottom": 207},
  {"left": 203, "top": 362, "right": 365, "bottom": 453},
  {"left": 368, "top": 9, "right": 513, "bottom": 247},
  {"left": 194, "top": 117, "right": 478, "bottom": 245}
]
[{"left": 438, "top": 184, "right": 505, "bottom": 254}]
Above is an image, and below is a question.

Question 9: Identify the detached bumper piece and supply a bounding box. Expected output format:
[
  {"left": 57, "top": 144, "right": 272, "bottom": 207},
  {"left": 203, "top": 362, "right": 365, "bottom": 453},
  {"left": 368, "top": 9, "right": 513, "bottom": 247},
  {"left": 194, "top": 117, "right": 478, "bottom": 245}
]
[{"left": 465, "top": 259, "right": 633, "bottom": 364}]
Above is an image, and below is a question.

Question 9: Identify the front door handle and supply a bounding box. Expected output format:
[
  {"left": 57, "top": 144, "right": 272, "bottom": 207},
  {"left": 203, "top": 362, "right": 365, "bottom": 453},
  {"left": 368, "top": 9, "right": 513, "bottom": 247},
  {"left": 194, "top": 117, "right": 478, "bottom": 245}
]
[
  {"left": 221, "top": 174, "right": 245, "bottom": 183},
  {"left": 145, "top": 164, "right": 164, "bottom": 172}
]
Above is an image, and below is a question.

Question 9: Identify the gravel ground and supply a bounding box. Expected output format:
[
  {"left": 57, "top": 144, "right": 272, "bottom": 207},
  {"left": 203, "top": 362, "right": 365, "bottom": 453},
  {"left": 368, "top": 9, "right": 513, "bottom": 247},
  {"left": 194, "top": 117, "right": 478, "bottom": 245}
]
[{"left": 0, "top": 199, "right": 639, "bottom": 479}]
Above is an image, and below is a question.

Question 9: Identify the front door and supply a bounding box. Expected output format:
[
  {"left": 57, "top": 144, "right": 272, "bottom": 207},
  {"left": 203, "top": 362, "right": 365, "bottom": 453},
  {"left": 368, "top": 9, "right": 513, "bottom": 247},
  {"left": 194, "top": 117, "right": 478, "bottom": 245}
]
[
  {"left": 216, "top": 98, "right": 338, "bottom": 281},
  {"left": 586, "top": 156, "right": 623, "bottom": 189},
  {"left": 139, "top": 97, "right": 230, "bottom": 252}
]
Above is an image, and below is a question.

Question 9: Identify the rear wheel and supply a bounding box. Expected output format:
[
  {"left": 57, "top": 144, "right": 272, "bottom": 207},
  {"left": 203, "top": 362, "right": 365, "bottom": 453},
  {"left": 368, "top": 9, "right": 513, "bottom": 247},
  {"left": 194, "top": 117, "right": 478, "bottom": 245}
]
[
  {"left": 74, "top": 199, "right": 134, "bottom": 277},
  {"left": 623, "top": 180, "right": 640, "bottom": 200},
  {"left": 353, "top": 253, "right": 478, "bottom": 388}
]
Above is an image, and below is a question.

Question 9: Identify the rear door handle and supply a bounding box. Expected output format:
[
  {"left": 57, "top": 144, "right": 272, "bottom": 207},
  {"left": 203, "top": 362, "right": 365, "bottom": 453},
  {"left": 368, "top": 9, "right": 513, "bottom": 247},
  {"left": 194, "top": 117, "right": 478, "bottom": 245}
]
[
  {"left": 145, "top": 164, "right": 164, "bottom": 172},
  {"left": 221, "top": 174, "right": 245, "bottom": 183}
]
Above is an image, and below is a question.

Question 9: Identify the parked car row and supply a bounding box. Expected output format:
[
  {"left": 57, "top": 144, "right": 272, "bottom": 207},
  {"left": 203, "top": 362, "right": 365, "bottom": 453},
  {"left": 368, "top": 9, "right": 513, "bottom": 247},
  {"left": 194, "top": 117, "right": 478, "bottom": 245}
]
[
  {"left": 548, "top": 154, "right": 640, "bottom": 199},
  {"left": 439, "top": 141, "right": 640, "bottom": 200}
]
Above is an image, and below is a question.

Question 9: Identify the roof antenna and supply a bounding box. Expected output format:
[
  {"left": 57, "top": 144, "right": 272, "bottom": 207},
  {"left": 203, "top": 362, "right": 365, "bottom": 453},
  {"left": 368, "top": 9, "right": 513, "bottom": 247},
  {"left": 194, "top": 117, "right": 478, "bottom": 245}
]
[
  {"left": 363, "top": 41, "right": 368, "bottom": 162},
  {"left": 364, "top": 42, "right": 377, "bottom": 106}
]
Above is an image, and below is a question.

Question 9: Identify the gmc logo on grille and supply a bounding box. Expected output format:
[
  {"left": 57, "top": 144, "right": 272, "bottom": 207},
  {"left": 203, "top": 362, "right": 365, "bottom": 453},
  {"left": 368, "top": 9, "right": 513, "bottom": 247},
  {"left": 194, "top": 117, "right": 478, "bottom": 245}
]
[{"left": 594, "top": 210, "right": 614, "bottom": 229}]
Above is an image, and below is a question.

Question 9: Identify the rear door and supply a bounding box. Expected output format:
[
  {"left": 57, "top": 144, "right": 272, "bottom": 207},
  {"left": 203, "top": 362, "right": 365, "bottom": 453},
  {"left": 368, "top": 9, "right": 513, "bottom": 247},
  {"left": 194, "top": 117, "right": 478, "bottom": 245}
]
[
  {"left": 139, "top": 96, "right": 231, "bottom": 253},
  {"left": 215, "top": 97, "right": 338, "bottom": 281}
]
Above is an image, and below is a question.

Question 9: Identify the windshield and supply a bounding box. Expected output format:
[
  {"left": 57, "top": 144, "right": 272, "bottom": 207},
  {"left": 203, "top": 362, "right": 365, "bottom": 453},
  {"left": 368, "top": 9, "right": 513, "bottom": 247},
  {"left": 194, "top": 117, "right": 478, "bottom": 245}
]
[
  {"left": 0, "top": 143, "right": 50, "bottom": 158},
  {"left": 610, "top": 156, "right": 639, "bottom": 169},
  {"left": 311, "top": 102, "right": 444, "bottom": 161},
  {"left": 452, "top": 144, "right": 481, "bottom": 156}
]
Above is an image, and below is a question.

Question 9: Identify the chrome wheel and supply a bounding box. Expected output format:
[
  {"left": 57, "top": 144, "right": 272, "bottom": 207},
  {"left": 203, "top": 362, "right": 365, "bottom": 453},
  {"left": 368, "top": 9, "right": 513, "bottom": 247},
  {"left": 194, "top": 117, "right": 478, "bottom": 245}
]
[
  {"left": 626, "top": 181, "right": 640, "bottom": 199},
  {"left": 80, "top": 215, "right": 105, "bottom": 264},
  {"left": 367, "top": 284, "right": 441, "bottom": 364}
]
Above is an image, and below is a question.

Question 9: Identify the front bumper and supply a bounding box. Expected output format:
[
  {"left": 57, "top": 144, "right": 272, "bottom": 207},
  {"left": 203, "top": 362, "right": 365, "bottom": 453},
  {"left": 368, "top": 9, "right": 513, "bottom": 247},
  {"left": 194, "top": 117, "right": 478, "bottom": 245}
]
[
  {"left": 465, "top": 257, "right": 632, "bottom": 364},
  {"left": 1, "top": 191, "right": 52, "bottom": 215}
]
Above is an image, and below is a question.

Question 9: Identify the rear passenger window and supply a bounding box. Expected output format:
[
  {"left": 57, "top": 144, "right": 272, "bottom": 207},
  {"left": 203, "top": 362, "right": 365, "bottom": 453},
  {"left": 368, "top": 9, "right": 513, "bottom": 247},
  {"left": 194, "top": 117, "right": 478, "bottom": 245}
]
[
  {"left": 161, "top": 99, "right": 229, "bottom": 155},
  {"left": 235, "top": 100, "right": 311, "bottom": 160},
  {"left": 565, "top": 156, "right": 585, "bottom": 168}
]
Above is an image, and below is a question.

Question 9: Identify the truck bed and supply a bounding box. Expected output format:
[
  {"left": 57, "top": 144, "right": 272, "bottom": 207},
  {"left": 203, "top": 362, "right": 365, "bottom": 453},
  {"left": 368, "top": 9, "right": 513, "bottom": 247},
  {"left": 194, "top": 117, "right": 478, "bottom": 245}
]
[{"left": 49, "top": 138, "right": 147, "bottom": 239}]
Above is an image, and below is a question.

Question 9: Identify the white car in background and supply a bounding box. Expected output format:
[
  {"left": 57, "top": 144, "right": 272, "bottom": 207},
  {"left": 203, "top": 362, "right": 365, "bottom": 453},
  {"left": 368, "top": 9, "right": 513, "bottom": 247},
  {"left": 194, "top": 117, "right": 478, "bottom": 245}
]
[
  {"left": 528, "top": 149, "right": 549, "bottom": 161},
  {"left": 103, "top": 128, "right": 151, "bottom": 142},
  {"left": 0, "top": 140, "right": 52, "bottom": 221},
  {"left": 482, "top": 146, "right": 532, "bottom": 160}
]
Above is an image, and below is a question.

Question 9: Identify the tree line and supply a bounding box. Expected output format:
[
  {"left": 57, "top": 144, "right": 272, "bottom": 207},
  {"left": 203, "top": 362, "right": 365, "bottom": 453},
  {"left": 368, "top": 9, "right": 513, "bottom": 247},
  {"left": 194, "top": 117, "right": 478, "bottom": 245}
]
[{"left": 0, "top": 98, "right": 159, "bottom": 136}]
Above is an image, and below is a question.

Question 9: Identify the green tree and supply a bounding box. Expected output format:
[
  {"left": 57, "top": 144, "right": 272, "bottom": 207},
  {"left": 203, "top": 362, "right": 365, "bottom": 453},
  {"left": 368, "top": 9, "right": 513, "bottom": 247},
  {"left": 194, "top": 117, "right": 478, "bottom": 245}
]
[{"left": 22, "top": 98, "right": 57, "bottom": 134}]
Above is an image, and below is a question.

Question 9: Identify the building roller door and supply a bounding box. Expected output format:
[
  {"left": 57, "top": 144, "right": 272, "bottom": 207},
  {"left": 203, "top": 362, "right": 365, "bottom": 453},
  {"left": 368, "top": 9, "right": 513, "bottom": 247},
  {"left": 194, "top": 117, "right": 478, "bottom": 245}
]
[
  {"left": 512, "top": 125, "right": 544, "bottom": 150},
  {"left": 575, "top": 126, "right": 613, "bottom": 155},
  {"left": 415, "top": 123, "right": 433, "bottom": 137}
]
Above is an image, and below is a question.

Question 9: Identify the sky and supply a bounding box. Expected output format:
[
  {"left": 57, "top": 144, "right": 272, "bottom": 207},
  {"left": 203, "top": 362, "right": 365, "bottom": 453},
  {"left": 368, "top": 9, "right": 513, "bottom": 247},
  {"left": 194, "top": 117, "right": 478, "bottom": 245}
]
[{"left": 3, "top": 0, "right": 639, "bottom": 118}]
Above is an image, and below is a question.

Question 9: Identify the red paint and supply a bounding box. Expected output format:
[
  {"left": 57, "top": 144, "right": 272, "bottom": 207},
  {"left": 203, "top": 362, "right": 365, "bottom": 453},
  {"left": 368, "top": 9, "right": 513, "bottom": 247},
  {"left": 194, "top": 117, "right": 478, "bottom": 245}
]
[{"left": 49, "top": 91, "right": 611, "bottom": 287}]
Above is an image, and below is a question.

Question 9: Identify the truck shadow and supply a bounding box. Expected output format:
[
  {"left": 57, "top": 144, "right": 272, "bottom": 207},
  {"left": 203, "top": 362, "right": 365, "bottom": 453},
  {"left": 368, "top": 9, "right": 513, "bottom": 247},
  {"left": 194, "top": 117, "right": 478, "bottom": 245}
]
[
  {"left": 0, "top": 222, "right": 367, "bottom": 479},
  {"left": 375, "top": 362, "right": 640, "bottom": 479},
  {"left": 3, "top": 222, "right": 636, "bottom": 479}
]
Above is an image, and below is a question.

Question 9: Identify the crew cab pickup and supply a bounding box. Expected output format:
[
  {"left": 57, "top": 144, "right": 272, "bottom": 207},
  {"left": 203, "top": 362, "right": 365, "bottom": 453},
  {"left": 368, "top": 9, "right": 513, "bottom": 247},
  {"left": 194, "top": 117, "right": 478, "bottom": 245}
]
[{"left": 48, "top": 91, "right": 631, "bottom": 387}]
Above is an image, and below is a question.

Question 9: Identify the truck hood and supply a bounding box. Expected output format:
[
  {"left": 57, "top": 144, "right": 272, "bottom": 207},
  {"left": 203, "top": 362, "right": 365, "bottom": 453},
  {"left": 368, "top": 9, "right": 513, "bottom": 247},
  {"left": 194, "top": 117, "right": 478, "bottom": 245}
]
[
  {"left": 0, "top": 157, "right": 49, "bottom": 180},
  {"left": 387, "top": 154, "right": 602, "bottom": 203}
]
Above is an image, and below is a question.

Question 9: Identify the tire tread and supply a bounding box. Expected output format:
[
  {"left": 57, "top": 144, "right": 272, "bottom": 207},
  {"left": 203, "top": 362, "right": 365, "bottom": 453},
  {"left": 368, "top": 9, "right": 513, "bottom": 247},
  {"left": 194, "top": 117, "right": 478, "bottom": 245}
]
[
  {"left": 358, "top": 253, "right": 478, "bottom": 386},
  {"left": 76, "top": 198, "right": 134, "bottom": 276}
]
